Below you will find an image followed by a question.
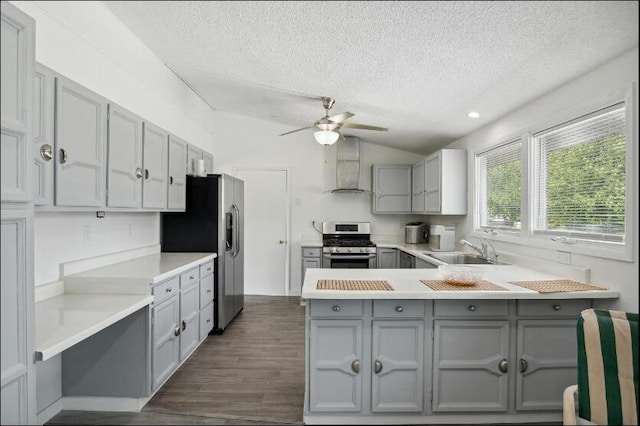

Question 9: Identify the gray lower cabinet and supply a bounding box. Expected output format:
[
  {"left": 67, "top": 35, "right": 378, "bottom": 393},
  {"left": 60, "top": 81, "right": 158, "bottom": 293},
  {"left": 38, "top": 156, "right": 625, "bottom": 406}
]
[
  {"left": 179, "top": 281, "right": 200, "bottom": 360},
  {"left": 142, "top": 122, "right": 168, "bottom": 209},
  {"left": 376, "top": 248, "right": 398, "bottom": 268},
  {"left": 33, "top": 63, "right": 55, "bottom": 206},
  {"left": 167, "top": 135, "right": 187, "bottom": 211},
  {"left": 203, "top": 152, "right": 214, "bottom": 175},
  {"left": 398, "top": 251, "right": 415, "bottom": 268},
  {"left": 302, "top": 247, "right": 322, "bottom": 281},
  {"left": 55, "top": 76, "right": 107, "bottom": 207},
  {"left": 106, "top": 103, "right": 143, "bottom": 208},
  {"left": 415, "top": 257, "right": 437, "bottom": 269},
  {"left": 151, "top": 278, "right": 180, "bottom": 391},
  {"left": 308, "top": 300, "right": 426, "bottom": 415},
  {"left": 199, "top": 261, "right": 215, "bottom": 339}
]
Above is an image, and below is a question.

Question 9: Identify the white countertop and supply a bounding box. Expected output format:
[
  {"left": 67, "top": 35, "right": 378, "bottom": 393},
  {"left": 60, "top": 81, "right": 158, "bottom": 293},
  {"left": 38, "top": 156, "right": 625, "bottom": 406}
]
[
  {"left": 35, "top": 252, "right": 216, "bottom": 361},
  {"left": 301, "top": 266, "right": 619, "bottom": 300}
]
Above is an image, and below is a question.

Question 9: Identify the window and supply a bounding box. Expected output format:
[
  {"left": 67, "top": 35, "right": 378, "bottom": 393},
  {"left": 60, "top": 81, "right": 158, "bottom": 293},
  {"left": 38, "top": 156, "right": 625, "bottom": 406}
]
[
  {"left": 533, "top": 103, "right": 626, "bottom": 243},
  {"left": 476, "top": 139, "right": 522, "bottom": 232}
]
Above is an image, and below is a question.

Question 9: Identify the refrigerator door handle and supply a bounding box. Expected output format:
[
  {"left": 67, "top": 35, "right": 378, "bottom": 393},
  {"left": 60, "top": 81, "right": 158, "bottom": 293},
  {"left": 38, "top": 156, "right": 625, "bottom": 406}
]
[
  {"left": 225, "top": 211, "right": 233, "bottom": 252},
  {"left": 232, "top": 203, "right": 240, "bottom": 258}
]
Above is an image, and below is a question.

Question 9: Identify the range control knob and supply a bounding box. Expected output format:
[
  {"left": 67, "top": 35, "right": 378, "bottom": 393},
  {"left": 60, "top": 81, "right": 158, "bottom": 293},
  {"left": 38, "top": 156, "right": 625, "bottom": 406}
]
[
  {"left": 360, "top": 248, "right": 366, "bottom": 253},
  {"left": 348, "top": 248, "right": 353, "bottom": 253},
  {"left": 331, "top": 247, "right": 338, "bottom": 253}
]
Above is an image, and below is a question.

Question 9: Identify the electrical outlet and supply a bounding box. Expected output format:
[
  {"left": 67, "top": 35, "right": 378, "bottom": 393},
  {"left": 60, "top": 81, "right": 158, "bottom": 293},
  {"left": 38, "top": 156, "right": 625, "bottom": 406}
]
[{"left": 556, "top": 250, "right": 571, "bottom": 265}]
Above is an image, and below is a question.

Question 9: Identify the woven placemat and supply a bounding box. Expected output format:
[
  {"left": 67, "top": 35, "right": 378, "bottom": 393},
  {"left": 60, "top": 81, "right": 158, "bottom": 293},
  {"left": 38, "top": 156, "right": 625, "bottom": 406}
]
[
  {"left": 420, "top": 279, "right": 507, "bottom": 291},
  {"left": 508, "top": 279, "right": 607, "bottom": 293},
  {"left": 317, "top": 279, "right": 394, "bottom": 291}
]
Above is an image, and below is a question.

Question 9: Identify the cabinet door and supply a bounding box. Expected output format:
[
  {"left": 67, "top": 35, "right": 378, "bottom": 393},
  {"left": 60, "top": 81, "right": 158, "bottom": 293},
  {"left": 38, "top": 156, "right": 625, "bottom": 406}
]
[
  {"left": 33, "top": 63, "right": 54, "bottom": 206},
  {"left": 309, "top": 320, "right": 363, "bottom": 412},
  {"left": 1, "top": 210, "right": 35, "bottom": 425},
  {"left": 199, "top": 302, "right": 214, "bottom": 341},
  {"left": 516, "top": 319, "right": 578, "bottom": 411},
  {"left": 203, "top": 151, "right": 214, "bottom": 175},
  {"left": 415, "top": 258, "right": 436, "bottom": 269},
  {"left": 411, "top": 160, "right": 425, "bottom": 213},
  {"left": 55, "top": 77, "right": 106, "bottom": 207},
  {"left": 302, "top": 257, "right": 320, "bottom": 280},
  {"left": 376, "top": 248, "right": 398, "bottom": 269},
  {"left": 107, "top": 104, "right": 143, "bottom": 208},
  {"left": 432, "top": 320, "right": 509, "bottom": 412},
  {"left": 142, "top": 122, "right": 168, "bottom": 209},
  {"left": 1, "top": 4, "right": 34, "bottom": 203},
  {"left": 372, "top": 165, "right": 411, "bottom": 213},
  {"left": 424, "top": 153, "right": 441, "bottom": 213},
  {"left": 152, "top": 295, "right": 180, "bottom": 391},
  {"left": 371, "top": 320, "right": 424, "bottom": 412},
  {"left": 179, "top": 283, "right": 200, "bottom": 361},
  {"left": 398, "top": 252, "right": 415, "bottom": 269},
  {"left": 186, "top": 144, "right": 202, "bottom": 176},
  {"left": 199, "top": 273, "right": 214, "bottom": 309},
  {"left": 167, "top": 135, "right": 187, "bottom": 210}
]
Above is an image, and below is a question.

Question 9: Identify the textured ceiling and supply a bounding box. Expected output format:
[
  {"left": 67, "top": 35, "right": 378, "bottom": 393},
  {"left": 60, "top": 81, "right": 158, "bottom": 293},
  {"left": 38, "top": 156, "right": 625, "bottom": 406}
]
[{"left": 104, "top": 1, "right": 638, "bottom": 154}]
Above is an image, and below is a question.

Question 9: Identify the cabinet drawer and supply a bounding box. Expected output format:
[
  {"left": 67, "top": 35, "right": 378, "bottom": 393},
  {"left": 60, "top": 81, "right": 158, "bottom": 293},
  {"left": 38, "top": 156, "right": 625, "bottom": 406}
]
[
  {"left": 374, "top": 300, "right": 425, "bottom": 318},
  {"left": 153, "top": 276, "right": 179, "bottom": 304},
  {"left": 303, "top": 247, "right": 321, "bottom": 257},
  {"left": 199, "top": 302, "right": 214, "bottom": 340},
  {"left": 200, "top": 274, "right": 214, "bottom": 309},
  {"left": 200, "top": 260, "right": 214, "bottom": 278},
  {"left": 180, "top": 267, "right": 199, "bottom": 288},
  {"left": 517, "top": 299, "right": 592, "bottom": 317},
  {"left": 309, "top": 299, "right": 363, "bottom": 317},
  {"left": 434, "top": 300, "right": 508, "bottom": 317}
]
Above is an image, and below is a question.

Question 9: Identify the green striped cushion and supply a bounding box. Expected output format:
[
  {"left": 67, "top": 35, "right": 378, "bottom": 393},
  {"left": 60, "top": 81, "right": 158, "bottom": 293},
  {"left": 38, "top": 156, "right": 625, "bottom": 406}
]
[{"left": 577, "top": 309, "right": 639, "bottom": 425}]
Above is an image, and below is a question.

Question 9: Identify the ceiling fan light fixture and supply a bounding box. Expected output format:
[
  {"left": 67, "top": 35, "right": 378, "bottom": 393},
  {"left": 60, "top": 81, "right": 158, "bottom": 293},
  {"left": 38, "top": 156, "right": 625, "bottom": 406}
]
[{"left": 314, "top": 130, "right": 340, "bottom": 145}]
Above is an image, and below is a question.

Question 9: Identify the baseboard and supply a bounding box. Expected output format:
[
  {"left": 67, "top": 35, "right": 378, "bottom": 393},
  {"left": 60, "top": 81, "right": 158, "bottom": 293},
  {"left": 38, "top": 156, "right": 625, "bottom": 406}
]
[
  {"left": 62, "top": 396, "right": 150, "bottom": 412},
  {"left": 37, "top": 399, "right": 62, "bottom": 424}
]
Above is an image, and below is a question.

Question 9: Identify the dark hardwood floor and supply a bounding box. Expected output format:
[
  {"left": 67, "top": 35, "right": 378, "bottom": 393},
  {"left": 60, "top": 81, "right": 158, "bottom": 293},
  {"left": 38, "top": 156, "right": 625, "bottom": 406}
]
[{"left": 47, "top": 295, "right": 306, "bottom": 425}]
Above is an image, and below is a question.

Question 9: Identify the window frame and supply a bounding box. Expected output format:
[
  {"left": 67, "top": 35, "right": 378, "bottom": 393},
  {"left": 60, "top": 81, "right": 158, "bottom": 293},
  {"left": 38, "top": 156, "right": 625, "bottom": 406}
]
[{"left": 471, "top": 84, "right": 635, "bottom": 262}]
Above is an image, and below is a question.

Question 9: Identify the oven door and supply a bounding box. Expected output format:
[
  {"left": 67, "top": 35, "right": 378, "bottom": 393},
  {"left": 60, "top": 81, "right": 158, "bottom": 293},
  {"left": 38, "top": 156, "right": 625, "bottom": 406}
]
[{"left": 322, "top": 253, "right": 377, "bottom": 269}]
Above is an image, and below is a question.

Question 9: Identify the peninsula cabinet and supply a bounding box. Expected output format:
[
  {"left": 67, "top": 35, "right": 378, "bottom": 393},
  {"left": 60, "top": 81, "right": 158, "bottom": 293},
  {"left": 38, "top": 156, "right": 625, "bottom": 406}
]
[
  {"left": 371, "top": 164, "right": 412, "bottom": 214},
  {"left": 55, "top": 76, "right": 107, "bottom": 207},
  {"left": 307, "top": 299, "right": 425, "bottom": 415}
]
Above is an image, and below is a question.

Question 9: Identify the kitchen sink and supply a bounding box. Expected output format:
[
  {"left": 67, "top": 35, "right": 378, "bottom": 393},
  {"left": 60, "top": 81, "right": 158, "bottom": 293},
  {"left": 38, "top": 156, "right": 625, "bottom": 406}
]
[{"left": 426, "top": 253, "right": 509, "bottom": 265}]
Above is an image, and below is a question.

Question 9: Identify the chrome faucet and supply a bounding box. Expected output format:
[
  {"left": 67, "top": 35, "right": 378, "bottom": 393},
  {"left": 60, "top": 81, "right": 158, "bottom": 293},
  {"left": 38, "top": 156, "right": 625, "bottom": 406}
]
[{"left": 459, "top": 238, "right": 499, "bottom": 264}]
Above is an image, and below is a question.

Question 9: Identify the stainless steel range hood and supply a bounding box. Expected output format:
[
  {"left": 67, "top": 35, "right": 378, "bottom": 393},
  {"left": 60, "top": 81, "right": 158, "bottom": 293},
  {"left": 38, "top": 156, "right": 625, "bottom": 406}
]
[{"left": 330, "top": 136, "right": 367, "bottom": 193}]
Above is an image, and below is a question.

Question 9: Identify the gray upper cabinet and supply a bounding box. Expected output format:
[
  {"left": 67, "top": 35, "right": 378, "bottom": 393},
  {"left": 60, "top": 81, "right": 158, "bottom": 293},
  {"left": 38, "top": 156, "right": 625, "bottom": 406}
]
[
  {"left": 411, "top": 160, "right": 425, "bottom": 212},
  {"left": 203, "top": 151, "right": 214, "bottom": 175},
  {"left": 33, "top": 63, "right": 54, "bottom": 206},
  {"left": 167, "top": 135, "right": 187, "bottom": 211},
  {"left": 1, "top": 3, "right": 34, "bottom": 203},
  {"left": 107, "top": 104, "right": 143, "bottom": 208},
  {"left": 142, "top": 122, "right": 168, "bottom": 209},
  {"left": 186, "top": 143, "right": 202, "bottom": 175},
  {"left": 424, "top": 149, "right": 467, "bottom": 215},
  {"left": 55, "top": 76, "right": 107, "bottom": 207},
  {"left": 371, "top": 164, "right": 412, "bottom": 214}
]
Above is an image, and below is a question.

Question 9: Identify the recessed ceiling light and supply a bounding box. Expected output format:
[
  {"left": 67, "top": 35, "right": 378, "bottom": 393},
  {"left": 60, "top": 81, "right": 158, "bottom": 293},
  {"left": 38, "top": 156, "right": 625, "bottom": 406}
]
[{"left": 468, "top": 111, "right": 480, "bottom": 118}]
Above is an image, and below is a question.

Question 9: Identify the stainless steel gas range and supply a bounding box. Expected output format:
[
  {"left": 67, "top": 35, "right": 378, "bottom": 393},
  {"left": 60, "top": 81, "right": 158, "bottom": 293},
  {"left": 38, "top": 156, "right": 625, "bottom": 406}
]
[{"left": 322, "top": 222, "right": 377, "bottom": 269}]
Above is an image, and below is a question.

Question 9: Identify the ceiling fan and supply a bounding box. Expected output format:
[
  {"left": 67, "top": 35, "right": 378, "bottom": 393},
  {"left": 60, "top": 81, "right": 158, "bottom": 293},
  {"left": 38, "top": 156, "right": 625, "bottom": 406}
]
[{"left": 279, "top": 97, "right": 388, "bottom": 145}]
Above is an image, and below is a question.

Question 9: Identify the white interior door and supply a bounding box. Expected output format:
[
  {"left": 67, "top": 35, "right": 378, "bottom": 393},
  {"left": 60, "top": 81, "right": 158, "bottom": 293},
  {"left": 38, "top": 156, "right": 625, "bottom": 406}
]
[{"left": 235, "top": 169, "right": 288, "bottom": 295}]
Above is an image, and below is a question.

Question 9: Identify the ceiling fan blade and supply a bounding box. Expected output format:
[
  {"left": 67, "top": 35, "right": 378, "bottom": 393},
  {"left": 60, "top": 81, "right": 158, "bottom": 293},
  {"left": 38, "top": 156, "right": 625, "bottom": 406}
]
[
  {"left": 340, "top": 122, "right": 388, "bottom": 131},
  {"left": 327, "top": 112, "right": 355, "bottom": 123},
  {"left": 279, "top": 126, "right": 316, "bottom": 136}
]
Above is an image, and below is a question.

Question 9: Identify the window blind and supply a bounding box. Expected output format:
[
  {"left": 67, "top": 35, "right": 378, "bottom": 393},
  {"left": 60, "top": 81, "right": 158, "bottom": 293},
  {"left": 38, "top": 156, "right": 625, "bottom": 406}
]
[
  {"left": 477, "top": 140, "right": 522, "bottom": 231},
  {"left": 533, "top": 103, "right": 626, "bottom": 243}
]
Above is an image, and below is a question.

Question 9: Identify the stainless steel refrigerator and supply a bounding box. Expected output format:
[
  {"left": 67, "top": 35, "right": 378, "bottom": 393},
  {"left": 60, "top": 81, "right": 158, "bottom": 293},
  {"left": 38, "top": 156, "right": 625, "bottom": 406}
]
[{"left": 160, "top": 174, "right": 244, "bottom": 334}]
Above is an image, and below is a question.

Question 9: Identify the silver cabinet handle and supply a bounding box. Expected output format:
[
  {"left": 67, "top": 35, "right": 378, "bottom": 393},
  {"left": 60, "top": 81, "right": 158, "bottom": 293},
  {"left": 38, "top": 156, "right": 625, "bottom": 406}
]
[
  {"left": 498, "top": 359, "right": 509, "bottom": 373},
  {"left": 395, "top": 306, "right": 404, "bottom": 312},
  {"left": 40, "top": 144, "right": 53, "bottom": 161},
  {"left": 332, "top": 305, "right": 341, "bottom": 312},
  {"left": 468, "top": 305, "right": 476, "bottom": 311},
  {"left": 206, "top": 319, "right": 211, "bottom": 323},
  {"left": 190, "top": 275, "right": 195, "bottom": 280},
  {"left": 165, "top": 287, "right": 172, "bottom": 293},
  {"left": 553, "top": 304, "right": 561, "bottom": 311},
  {"left": 145, "top": 169, "right": 149, "bottom": 179},
  {"left": 374, "top": 360, "right": 383, "bottom": 374},
  {"left": 207, "top": 267, "right": 212, "bottom": 272},
  {"left": 520, "top": 358, "right": 528, "bottom": 373},
  {"left": 59, "top": 148, "right": 67, "bottom": 164},
  {"left": 207, "top": 289, "right": 212, "bottom": 293},
  {"left": 174, "top": 326, "right": 180, "bottom": 337},
  {"left": 351, "top": 359, "right": 360, "bottom": 374},
  {"left": 170, "top": 176, "right": 174, "bottom": 185},
  {"left": 135, "top": 167, "right": 143, "bottom": 179}
]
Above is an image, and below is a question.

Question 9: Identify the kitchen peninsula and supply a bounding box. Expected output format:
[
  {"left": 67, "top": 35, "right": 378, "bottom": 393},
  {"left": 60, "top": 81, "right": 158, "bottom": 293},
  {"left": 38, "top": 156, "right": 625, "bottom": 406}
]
[{"left": 301, "top": 266, "right": 618, "bottom": 425}]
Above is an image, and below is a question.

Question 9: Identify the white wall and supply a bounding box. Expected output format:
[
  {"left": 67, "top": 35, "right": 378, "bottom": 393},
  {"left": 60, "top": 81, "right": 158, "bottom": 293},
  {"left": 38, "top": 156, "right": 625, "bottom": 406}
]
[
  {"left": 441, "top": 48, "right": 639, "bottom": 312},
  {"left": 9, "top": 1, "right": 216, "bottom": 286},
  {"left": 210, "top": 112, "right": 425, "bottom": 294}
]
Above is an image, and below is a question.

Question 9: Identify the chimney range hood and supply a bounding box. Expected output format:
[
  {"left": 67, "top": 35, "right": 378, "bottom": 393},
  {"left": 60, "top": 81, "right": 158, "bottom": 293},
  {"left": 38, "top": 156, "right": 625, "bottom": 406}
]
[{"left": 330, "top": 136, "right": 368, "bottom": 193}]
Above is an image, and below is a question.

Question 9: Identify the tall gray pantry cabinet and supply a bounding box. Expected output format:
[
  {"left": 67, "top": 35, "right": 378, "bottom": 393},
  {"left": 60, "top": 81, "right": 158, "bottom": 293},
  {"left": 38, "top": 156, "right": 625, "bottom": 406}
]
[{"left": 1, "top": 1, "right": 37, "bottom": 424}]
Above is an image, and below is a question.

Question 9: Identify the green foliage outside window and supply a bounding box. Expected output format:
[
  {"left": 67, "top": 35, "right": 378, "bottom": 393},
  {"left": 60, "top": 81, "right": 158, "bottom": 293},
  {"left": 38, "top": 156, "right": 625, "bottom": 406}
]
[{"left": 487, "top": 160, "right": 521, "bottom": 227}]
